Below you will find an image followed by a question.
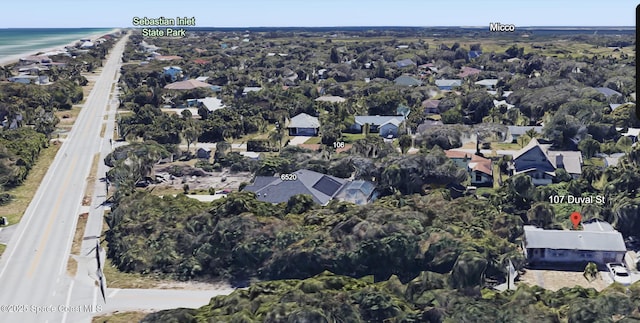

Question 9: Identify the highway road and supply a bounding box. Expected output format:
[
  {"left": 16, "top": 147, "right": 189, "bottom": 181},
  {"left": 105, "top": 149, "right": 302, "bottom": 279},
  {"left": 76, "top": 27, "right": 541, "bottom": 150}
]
[
  {"left": 0, "top": 32, "right": 236, "bottom": 323},
  {"left": 0, "top": 34, "right": 129, "bottom": 322}
]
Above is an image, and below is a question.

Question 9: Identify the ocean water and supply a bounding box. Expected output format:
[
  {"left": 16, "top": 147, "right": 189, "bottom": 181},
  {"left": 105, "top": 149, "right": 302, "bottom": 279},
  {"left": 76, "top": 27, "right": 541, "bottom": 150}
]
[{"left": 0, "top": 28, "right": 112, "bottom": 58}]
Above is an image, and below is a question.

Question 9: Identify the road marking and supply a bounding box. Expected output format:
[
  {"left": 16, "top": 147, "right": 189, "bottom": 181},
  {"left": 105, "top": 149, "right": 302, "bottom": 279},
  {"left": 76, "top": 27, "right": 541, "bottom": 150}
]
[
  {"left": 0, "top": 143, "right": 69, "bottom": 280},
  {"left": 61, "top": 279, "right": 74, "bottom": 323},
  {"left": 107, "top": 289, "right": 120, "bottom": 298},
  {"left": 27, "top": 157, "right": 78, "bottom": 278},
  {"left": 92, "top": 285, "right": 97, "bottom": 309}
]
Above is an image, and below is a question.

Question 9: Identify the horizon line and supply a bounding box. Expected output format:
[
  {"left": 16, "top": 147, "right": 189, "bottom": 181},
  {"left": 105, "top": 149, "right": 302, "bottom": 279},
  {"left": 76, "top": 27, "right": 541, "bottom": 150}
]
[{"left": 0, "top": 25, "right": 635, "bottom": 29}]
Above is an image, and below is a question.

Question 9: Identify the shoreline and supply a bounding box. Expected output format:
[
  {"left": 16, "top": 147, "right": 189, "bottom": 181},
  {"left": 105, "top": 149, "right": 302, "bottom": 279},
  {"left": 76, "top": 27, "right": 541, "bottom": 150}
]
[{"left": 0, "top": 28, "right": 121, "bottom": 67}]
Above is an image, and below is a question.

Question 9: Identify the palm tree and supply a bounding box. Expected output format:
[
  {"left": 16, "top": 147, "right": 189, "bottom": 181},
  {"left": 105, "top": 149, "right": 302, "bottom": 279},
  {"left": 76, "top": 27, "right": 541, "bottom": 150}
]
[
  {"left": 581, "top": 165, "right": 602, "bottom": 189},
  {"left": 268, "top": 123, "right": 285, "bottom": 151},
  {"left": 583, "top": 262, "right": 598, "bottom": 282}
]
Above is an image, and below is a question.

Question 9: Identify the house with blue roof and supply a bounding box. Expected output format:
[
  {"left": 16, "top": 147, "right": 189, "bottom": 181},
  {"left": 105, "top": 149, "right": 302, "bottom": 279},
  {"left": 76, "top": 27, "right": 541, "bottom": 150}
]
[
  {"left": 163, "top": 66, "right": 183, "bottom": 82},
  {"left": 468, "top": 50, "right": 483, "bottom": 59}
]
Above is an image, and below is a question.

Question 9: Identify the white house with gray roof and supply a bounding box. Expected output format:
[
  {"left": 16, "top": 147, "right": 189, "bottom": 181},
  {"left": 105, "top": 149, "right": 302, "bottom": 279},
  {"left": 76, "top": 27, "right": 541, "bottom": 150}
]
[
  {"left": 352, "top": 115, "right": 405, "bottom": 138},
  {"left": 288, "top": 113, "right": 320, "bottom": 136},
  {"left": 523, "top": 220, "right": 626, "bottom": 266},
  {"left": 435, "top": 79, "right": 462, "bottom": 91}
]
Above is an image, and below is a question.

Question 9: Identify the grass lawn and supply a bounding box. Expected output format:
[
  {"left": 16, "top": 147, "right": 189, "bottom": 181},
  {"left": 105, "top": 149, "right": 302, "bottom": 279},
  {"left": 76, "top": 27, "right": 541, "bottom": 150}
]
[
  {"left": 0, "top": 244, "right": 5, "bottom": 257},
  {"left": 55, "top": 105, "right": 83, "bottom": 130},
  {"left": 148, "top": 186, "right": 183, "bottom": 197},
  {"left": 490, "top": 142, "right": 522, "bottom": 150},
  {"left": 476, "top": 187, "right": 495, "bottom": 196},
  {"left": 0, "top": 143, "right": 62, "bottom": 225},
  {"left": 342, "top": 133, "right": 366, "bottom": 143},
  {"left": 67, "top": 212, "right": 89, "bottom": 276},
  {"left": 92, "top": 311, "right": 149, "bottom": 323},
  {"left": 84, "top": 153, "right": 102, "bottom": 206},
  {"left": 584, "top": 157, "right": 604, "bottom": 167},
  {"left": 304, "top": 136, "right": 322, "bottom": 144}
]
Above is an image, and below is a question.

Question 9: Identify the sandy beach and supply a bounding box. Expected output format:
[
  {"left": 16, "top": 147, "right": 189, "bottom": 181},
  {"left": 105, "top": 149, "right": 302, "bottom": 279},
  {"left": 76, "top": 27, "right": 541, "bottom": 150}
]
[{"left": 0, "top": 28, "right": 121, "bottom": 67}]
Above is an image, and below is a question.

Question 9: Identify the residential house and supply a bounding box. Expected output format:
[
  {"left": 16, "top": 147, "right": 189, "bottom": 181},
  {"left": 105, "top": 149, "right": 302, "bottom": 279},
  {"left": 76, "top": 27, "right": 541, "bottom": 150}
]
[
  {"left": 1, "top": 113, "right": 22, "bottom": 130},
  {"left": 475, "top": 79, "right": 498, "bottom": 89},
  {"left": 239, "top": 152, "right": 261, "bottom": 160},
  {"left": 164, "top": 79, "right": 212, "bottom": 90},
  {"left": 595, "top": 87, "right": 622, "bottom": 98},
  {"left": 523, "top": 221, "right": 626, "bottom": 266},
  {"left": 506, "top": 126, "right": 543, "bottom": 143},
  {"left": 334, "top": 180, "right": 378, "bottom": 205},
  {"left": 422, "top": 99, "right": 441, "bottom": 115},
  {"left": 394, "top": 75, "right": 423, "bottom": 87},
  {"left": 242, "top": 87, "right": 262, "bottom": 96},
  {"left": 511, "top": 138, "right": 582, "bottom": 185},
  {"left": 8, "top": 74, "right": 49, "bottom": 85},
  {"left": 435, "top": 79, "right": 462, "bottom": 91},
  {"left": 395, "top": 58, "right": 416, "bottom": 69},
  {"left": 196, "top": 147, "right": 211, "bottom": 160},
  {"left": 458, "top": 66, "right": 482, "bottom": 78},
  {"left": 163, "top": 66, "right": 183, "bottom": 82},
  {"left": 196, "top": 97, "right": 225, "bottom": 113},
  {"left": 314, "top": 95, "right": 346, "bottom": 103},
  {"left": 603, "top": 153, "right": 626, "bottom": 168},
  {"left": 416, "top": 120, "right": 443, "bottom": 132},
  {"left": 621, "top": 128, "right": 640, "bottom": 143},
  {"left": 79, "top": 41, "right": 94, "bottom": 48},
  {"left": 468, "top": 50, "right": 483, "bottom": 59},
  {"left": 153, "top": 55, "right": 183, "bottom": 61},
  {"left": 494, "top": 99, "right": 515, "bottom": 111},
  {"left": 243, "top": 169, "right": 377, "bottom": 206},
  {"left": 19, "top": 55, "right": 51, "bottom": 65},
  {"left": 352, "top": 115, "right": 405, "bottom": 138},
  {"left": 288, "top": 113, "right": 320, "bottom": 136},
  {"left": 444, "top": 150, "right": 493, "bottom": 187}
]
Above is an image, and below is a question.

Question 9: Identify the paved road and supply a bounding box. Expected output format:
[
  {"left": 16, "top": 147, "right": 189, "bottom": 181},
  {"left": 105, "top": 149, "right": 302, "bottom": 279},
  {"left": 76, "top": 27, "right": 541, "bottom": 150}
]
[
  {"left": 0, "top": 34, "right": 129, "bottom": 323},
  {"left": 102, "top": 288, "right": 234, "bottom": 314}
]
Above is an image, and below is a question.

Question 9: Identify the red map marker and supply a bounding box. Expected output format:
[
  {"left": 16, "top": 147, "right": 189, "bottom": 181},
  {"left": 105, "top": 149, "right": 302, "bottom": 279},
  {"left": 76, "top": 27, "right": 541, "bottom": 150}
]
[{"left": 570, "top": 212, "right": 582, "bottom": 229}]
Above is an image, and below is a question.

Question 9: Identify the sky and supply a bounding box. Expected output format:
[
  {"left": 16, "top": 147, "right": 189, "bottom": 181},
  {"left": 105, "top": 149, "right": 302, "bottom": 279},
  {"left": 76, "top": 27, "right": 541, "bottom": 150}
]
[{"left": 1, "top": 0, "right": 637, "bottom": 28}]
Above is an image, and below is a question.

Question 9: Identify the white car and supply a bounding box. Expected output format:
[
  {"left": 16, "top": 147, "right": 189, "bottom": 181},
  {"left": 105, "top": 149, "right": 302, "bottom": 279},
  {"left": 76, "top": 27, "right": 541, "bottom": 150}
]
[{"left": 606, "top": 263, "right": 632, "bottom": 285}]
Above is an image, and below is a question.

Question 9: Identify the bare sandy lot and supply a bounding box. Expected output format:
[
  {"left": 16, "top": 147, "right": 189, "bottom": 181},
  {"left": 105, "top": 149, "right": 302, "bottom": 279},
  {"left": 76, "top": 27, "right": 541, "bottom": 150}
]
[{"left": 518, "top": 269, "right": 609, "bottom": 291}]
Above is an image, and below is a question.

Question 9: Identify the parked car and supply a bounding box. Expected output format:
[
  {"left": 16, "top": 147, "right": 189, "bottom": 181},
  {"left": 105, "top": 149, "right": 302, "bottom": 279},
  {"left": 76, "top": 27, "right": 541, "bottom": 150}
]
[{"left": 606, "top": 263, "right": 632, "bottom": 285}]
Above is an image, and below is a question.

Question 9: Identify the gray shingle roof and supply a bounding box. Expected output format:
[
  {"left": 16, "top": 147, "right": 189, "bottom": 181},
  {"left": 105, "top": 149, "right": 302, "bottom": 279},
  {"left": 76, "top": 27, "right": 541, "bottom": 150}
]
[
  {"left": 595, "top": 87, "right": 622, "bottom": 97},
  {"left": 243, "top": 169, "right": 347, "bottom": 205},
  {"left": 523, "top": 225, "right": 626, "bottom": 252},
  {"left": 394, "top": 75, "right": 422, "bottom": 86},
  {"left": 355, "top": 115, "right": 405, "bottom": 127},
  {"left": 435, "top": 79, "right": 462, "bottom": 87},
  {"left": 288, "top": 113, "right": 320, "bottom": 129}
]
